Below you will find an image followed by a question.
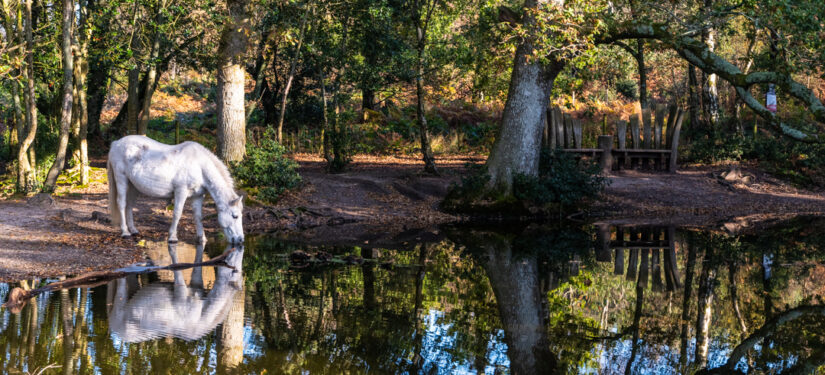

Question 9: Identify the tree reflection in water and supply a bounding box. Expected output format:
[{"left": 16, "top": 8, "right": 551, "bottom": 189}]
[{"left": 1, "top": 218, "right": 825, "bottom": 373}]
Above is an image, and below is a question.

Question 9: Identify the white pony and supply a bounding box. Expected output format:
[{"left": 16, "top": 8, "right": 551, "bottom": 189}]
[{"left": 107, "top": 135, "right": 244, "bottom": 244}]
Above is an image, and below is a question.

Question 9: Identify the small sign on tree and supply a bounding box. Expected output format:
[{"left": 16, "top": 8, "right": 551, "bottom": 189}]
[{"left": 766, "top": 84, "right": 777, "bottom": 113}]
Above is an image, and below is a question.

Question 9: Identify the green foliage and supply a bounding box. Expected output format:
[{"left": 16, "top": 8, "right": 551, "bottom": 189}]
[
  {"left": 442, "top": 164, "right": 492, "bottom": 208},
  {"left": 444, "top": 149, "right": 608, "bottom": 215},
  {"left": 614, "top": 78, "right": 638, "bottom": 100},
  {"left": 682, "top": 130, "right": 747, "bottom": 163},
  {"left": 513, "top": 148, "right": 608, "bottom": 208},
  {"left": 231, "top": 129, "right": 302, "bottom": 204}
]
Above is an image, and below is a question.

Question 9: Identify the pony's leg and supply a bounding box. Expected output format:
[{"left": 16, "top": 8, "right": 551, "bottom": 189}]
[
  {"left": 191, "top": 195, "right": 206, "bottom": 244},
  {"left": 115, "top": 174, "right": 131, "bottom": 237},
  {"left": 168, "top": 189, "right": 189, "bottom": 243},
  {"left": 125, "top": 183, "right": 139, "bottom": 236}
]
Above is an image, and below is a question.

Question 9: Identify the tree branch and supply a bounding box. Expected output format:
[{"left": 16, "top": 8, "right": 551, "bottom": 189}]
[{"left": 601, "top": 22, "right": 825, "bottom": 143}]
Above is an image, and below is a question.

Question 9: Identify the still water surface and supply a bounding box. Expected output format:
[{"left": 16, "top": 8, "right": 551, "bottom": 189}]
[{"left": 2, "top": 219, "right": 825, "bottom": 374}]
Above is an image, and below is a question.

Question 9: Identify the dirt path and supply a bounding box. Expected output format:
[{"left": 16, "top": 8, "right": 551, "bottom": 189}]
[
  {"left": 2, "top": 156, "right": 825, "bottom": 281},
  {"left": 593, "top": 164, "right": 825, "bottom": 225},
  {"left": 0, "top": 195, "right": 142, "bottom": 282}
]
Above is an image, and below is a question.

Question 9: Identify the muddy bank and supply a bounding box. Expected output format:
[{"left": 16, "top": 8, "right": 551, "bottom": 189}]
[
  {"left": 0, "top": 195, "right": 142, "bottom": 282},
  {"left": 592, "top": 164, "right": 825, "bottom": 225},
  {"left": 3, "top": 156, "right": 825, "bottom": 281}
]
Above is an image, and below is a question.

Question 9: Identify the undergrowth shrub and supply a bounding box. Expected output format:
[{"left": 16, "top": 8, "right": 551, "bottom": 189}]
[
  {"left": 682, "top": 119, "right": 825, "bottom": 187},
  {"left": 231, "top": 129, "right": 302, "bottom": 204},
  {"left": 514, "top": 149, "right": 608, "bottom": 208},
  {"left": 443, "top": 148, "right": 608, "bottom": 215}
]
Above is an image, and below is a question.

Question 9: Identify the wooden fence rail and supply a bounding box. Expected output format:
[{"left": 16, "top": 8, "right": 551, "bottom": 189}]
[{"left": 544, "top": 104, "right": 685, "bottom": 174}]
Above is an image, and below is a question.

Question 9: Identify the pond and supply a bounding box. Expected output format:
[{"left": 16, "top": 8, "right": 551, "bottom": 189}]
[{"left": 2, "top": 218, "right": 825, "bottom": 374}]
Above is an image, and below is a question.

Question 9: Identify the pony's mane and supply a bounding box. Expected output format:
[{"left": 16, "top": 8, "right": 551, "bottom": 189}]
[{"left": 189, "top": 142, "right": 235, "bottom": 191}]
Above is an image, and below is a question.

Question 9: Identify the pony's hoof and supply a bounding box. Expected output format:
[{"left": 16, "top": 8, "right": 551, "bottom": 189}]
[{"left": 121, "top": 234, "right": 132, "bottom": 239}]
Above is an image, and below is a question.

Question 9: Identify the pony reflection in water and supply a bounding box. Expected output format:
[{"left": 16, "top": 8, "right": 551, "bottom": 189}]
[
  {"left": 107, "top": 242, "right": 244, "bottom": 343},
  {"left": 107, "top": 135, "right": 244, "bottom": 244}
]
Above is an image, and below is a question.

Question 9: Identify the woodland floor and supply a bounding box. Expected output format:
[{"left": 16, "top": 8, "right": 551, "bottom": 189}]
[{"left": 1, "top": 155, "right": 825, "bottom": 281}]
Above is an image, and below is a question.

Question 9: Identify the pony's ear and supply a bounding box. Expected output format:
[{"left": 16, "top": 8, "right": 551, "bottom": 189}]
[{"left": 230, "top": 196, "right": 242, "bottom": 206}]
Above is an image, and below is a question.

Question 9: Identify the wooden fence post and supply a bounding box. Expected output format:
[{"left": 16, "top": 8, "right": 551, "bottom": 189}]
[
  {"left": 654, "top": 104, "right": 665, "bottom": 148},
  {"left": 564, "top": 114, "right": 574, "bottom": 148},
  {"left": 573, "top": 119, "right": 583, "bottom": 149},
  {"left": 174, "top": 120, "right": 180, "bottom": 144},
  {"left": 630, "top": 115, "right": 641, "bottom": 149},
  {"left": 614, "top": 227, "right": 625, "bottom": 275},
  {"left": 549, "top": 108, "right": 556, "bottom": 147},
  {"left": 616, "top": 120, "right": 627, "bottom": 150},
  {"left": 598, "top": 135, "right": 613, "bottom": 175},
  {"left": 596, "top": 223, "right": 611, "bottom": 262},
  {"left": 553, "top": 107, "right": 564, "bottom": 148}
]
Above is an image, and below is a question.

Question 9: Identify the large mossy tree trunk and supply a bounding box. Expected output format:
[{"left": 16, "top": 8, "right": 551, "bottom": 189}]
[
  {"left": 43, "top": 0, "right": 75, "bottom": 191},
  {"left": 216, "top": 0, "right": 249, "bottom": 162},
  {"left": 482, "top": 0, "right": 568, "bottom": 195},
  {"left": 484, "top": 4, "right": 563, "bottom": 193}
]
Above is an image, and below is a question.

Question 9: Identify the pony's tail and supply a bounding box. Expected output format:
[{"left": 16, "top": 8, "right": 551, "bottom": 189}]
[{"left": 108, "top": 159, "right": 121, "bottom": 230}]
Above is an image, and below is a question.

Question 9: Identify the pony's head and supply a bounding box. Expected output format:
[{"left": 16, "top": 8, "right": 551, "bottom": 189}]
[{"left": 218, "top": 194, "right": 244, "bottom": 244}]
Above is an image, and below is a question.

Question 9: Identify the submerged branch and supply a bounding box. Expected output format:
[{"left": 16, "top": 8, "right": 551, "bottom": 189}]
[{"left": 2, "top": 247, "right": 239, "bottom": 313}]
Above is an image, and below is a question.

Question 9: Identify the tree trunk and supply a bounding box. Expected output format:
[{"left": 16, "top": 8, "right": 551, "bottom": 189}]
[
  {"left": 75, "top": 26, "right": 91, "bottom": 185},
  {"left": 327, "top": 12, "right": 350, "bottom": 172},
  {"left": 415, "top": 50, "right": 437, "bottom": 174},
  {"left": 78, "top": 63, "right": 90, "bottom": 185},
  {"left": 484, "top": 43, "right": 560, "bottom": 193},
  {"left": 320, "top": 69, "right": 331, "bottom": 162},
  {"left": 18, "top": 0, "right": 38, "bottom": 192},
  {"left": 137, "top": 33, "right": 161, "bottom": 135},
  {"left": 688, "top": 64, "right": 701, "bottom": 130},
  {"left": 413, "top": 3, "right": 437, "bottom": 174},
  {"left": 216, "top": 0, "right": 249, "bottom": 162},
  {"left": 44, "top": 0, "right": 75, "bottom": 191},
  {"left": 245, "top": 27, "right": 274, "bottom": 123},
  {"left": 276, "top": 7, "right": 309, "bottom": 144},
  {"left": 701, "top": 5, "right": 719, "bottom": 128},
  {"left": 1, "top": 12, "right": 26, "bottom": 168},
  {"left": 636, "top": 39, "right": 648, "bottom": 111},
  {"left": 362, "top": 88, "right": 375, "bottom": 112},
  {"left": 85, "top": 58, "right": 108, "bottom": 138},
  {"left": 126, "top": 69, "right": 140, "bottom": 135}
]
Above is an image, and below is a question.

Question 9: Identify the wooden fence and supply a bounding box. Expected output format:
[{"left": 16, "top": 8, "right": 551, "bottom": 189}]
[
  {"left": 544, "top": 104, "right": 686, "bottom": 173},
  {"left": 596, "top": 224, "right": 681, "bottom": 293}
]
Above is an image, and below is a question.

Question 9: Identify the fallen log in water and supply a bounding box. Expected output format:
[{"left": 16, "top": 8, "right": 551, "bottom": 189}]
[{"left": 2, "top": 247, "right": 239, "bottom": 313}]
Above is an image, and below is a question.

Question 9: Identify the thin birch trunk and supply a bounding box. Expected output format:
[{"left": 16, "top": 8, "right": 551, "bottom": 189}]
[
  {"left": 18, "top": 0, "right": 38, "bottom": 192},
  {"left": 276, "top": 6, "right": 310, "bottom": 144},
  {"left": 44, "top": 0, "right": 75, "bottom": 191}
]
